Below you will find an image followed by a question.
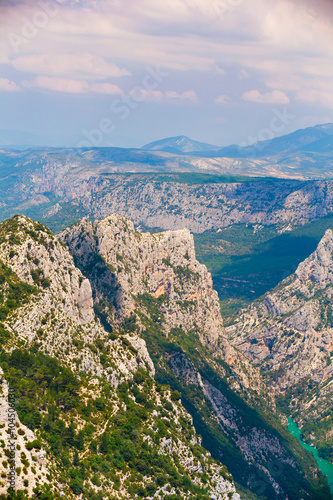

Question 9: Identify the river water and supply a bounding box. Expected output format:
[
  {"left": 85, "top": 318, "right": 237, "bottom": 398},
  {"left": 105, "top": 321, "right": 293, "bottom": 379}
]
[{"left": 288, "top": 418, "right": 333, "bottom": 498}]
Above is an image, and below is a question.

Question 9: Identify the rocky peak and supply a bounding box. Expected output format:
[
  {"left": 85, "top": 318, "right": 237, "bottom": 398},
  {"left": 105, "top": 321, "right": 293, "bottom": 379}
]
[
  {"left": 0, "top": 215, "right": 94, "bottom": 324},
  {"left": 0, "top": 215, "right": 154, "bottom": 382},
  {"left": 61, "top": 213, "right": 223, "bottom": 345}
]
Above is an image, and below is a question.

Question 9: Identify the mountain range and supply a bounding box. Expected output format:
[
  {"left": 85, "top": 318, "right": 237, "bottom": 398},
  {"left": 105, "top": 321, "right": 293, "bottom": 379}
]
[
  {"left": 1, "top": 123, "right": 333, "bottom": 498},
  {"left": 1, "top": 123, "right": 333, "bottom": 183},
  {"left": 0, "top": 123, "right": 333, "bottom": 237}
]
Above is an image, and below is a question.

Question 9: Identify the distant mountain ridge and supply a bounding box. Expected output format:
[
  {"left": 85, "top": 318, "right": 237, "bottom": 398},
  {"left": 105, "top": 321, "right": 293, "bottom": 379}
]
[
  {"left": 198, "top": 123, "right": 333, "bottom": 158},
  {"left": 1, "top": 123, "right": 333, "bottom": 230},
  {"left": 141, "top": 135, "right": 221, "bottom": 153},
  {"left": 142, "top": 123, "right": 333, "bottom": 158}
]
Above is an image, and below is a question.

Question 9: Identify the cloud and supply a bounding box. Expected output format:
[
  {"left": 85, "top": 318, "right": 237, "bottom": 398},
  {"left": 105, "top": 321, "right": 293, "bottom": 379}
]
[
  {"left": 1, "top": 0, "right": 333, "bottom": 135},
  {"left": 241, "top": 89, "right": 290, "bottom": 104},
  {"left": 265, "top": 75, "right": 302, "bottom": 91},
  {"left": 23, "top": 76, "right": 125, "bottom": 95},
  {"left": 238, "top": 69, "right": 250, "bottom": 80},
  {"left": 24, "top": 76, "right": 90, "bottom": 93},
  {"left": 129, "top": 88, "right": 198, "bottom": 103},
  {"left": 214, "top": 94, "right": 232, "bottom": 105},
  {"left": 143, "top": 90, "right": 164, "bottom": 102},
  {"left": 164, "top": 90, "right": 198, "bottom": 103},
  {"left": 11, "top": 53, "right": 130, "bottom": 79},
  {"left": 0, "top": 78, "right": 20, "bottom": 92},
  {"left": 266, "top": 75, "right": 333, "bottom": 110},
  {"left": 21, "top": 75, "right": 198, "bottom": 104},
  {"left": 90, "top": 82, "right": 123, "bottom": 95}
]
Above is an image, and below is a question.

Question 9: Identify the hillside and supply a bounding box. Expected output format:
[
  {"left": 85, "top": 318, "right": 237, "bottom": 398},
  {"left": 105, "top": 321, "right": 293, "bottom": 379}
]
[
  {"left": 4, "top": 172, "right": 333, "bottom": 236},
  {"left": 228, "top": 230, "right": 333, "bottom": 464},
  {"left": 215, "top": 123, "right": 333, "bottom": 158},
  {"left": 0, "top": 215, "right": 240, "bottom": 500}
]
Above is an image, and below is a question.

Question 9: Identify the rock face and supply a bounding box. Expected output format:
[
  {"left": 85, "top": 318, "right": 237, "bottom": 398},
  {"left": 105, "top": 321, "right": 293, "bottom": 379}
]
[
  {"left": 60, "top": 214, "right": 269, "bottom": 388},
  {"left": 0, "top": 216, "right": 151, "bottom": 381},
  {"left": 228, "top": 230, "right": 333, "bottom": 462},
  {"left": 61, "top": 215, "right": 224, "bottom": 346},
  {"left": 60, "top": 213, "right": 331, "bottom": 500},
  {"left": 46, "top": 177, "right": 333, "bottom": 233},
  {"left": 296, "top": 229, "right": 333, "bottom": 286},
  {"left": 0, "top": 215, "right": 240, "bottom": 500}
]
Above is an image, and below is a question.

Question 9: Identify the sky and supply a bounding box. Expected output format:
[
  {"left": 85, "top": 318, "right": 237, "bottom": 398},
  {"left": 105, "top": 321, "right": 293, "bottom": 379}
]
[{"left": 0, "top": 0, "right": 333, "bottom": 148}]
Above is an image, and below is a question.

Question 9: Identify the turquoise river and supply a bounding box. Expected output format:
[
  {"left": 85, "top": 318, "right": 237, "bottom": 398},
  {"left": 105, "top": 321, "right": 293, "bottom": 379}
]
[{"left": 288, "top": 418, "right": 333, "bottom": 498}]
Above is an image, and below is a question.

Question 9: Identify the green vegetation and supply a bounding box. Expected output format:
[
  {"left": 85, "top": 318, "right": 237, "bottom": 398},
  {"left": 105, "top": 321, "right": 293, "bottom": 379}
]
[
  {"left": 194, "top": 216, "right": 333, "bottom": 317},
  {"left": 101, "top": 172, "right": 283, "bottom": 185},
  {"left": 0, "top": 261, "right": 38, "bottom": 327},
  {"left": 276, "top": 377, "right": 333, "bottom": 464},
  {"left": 0, "top": 348, "right": 218, "bottom": 499},
  {"left": 302, "top": 417, "right": 333, "bottom": 463}
]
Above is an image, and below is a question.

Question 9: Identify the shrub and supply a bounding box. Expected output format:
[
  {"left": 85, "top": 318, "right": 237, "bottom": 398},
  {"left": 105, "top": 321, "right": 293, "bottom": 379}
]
[
  {"left": 91, "top": 474, "right": 101, "bottom": 486},
  {"left": 133, "top": 369, "right": 146, "bottom": 385},
  {"left": 41, "top": 277, "right": 51, "bottom": 288},
  {"left": 70, "top": 477, "right": 84, "bottom": 495},
  {"left": 26, "top": 439, "right": 42, "bottom": 451},
  {"left": 171, "top": 390, "right": 181, "bottom": 402}
]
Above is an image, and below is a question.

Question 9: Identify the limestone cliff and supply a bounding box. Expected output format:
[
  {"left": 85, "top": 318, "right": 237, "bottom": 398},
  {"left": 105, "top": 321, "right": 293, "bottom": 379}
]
[
  {"left": 45, "top": 177, "right": 333, "bottom": 234},
  {"left": 61, "top": 215, "right": 223, "bottom": 344}
]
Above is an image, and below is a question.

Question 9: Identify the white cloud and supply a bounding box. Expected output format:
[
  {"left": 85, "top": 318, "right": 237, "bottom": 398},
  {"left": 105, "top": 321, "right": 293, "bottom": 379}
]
[
  {"left": 265, "top": 75, "right": 302, "bottom": 91},
  {"left": 241, "top": 89, "right": 290, "bottom": 104},
  {"left": 215, "top": 94, "right": 231, "bottom": 105},
  {"left": 129, "top": 87, "right": 165, "bottom": 102},
  {"left": 24, "top": 76, "right": 89, "bottom": 93},
  {"left": 23, "top": 76, "right": 126, "bottom": 95},
  {"left": 145, "top": 90, "right": 164, "bottom": 101},
  {"left": 21, "top": 76, "right": 199, "bottom": 104},
  {"left": 129, "top": 88, "right": 198, "bottom": 103},
  {"left": 164, "top": 90, "right": 198, "bottom": 103},
  {"left": 11, "top": 53, "right": 130, "bottom": 79},
  {"left": 0, "top": 78, "right": 20, "bottom": 92}
]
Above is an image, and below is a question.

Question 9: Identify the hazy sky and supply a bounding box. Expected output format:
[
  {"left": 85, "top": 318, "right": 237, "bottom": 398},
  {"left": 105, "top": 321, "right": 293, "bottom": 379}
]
[{"left": 1, "top": 0, "right": 333, "bottom": 147}]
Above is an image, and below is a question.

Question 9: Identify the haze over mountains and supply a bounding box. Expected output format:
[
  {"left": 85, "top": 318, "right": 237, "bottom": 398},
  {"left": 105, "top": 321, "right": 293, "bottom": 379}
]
[
  {"left": 141, "top": 123, "right": 333, "bottom": 157},
  {"left": 1, "top": 123, "right": 333, "bottom": 181},
  {"left": 141, "top": 136, "right": 221, "bottom": 154}
]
